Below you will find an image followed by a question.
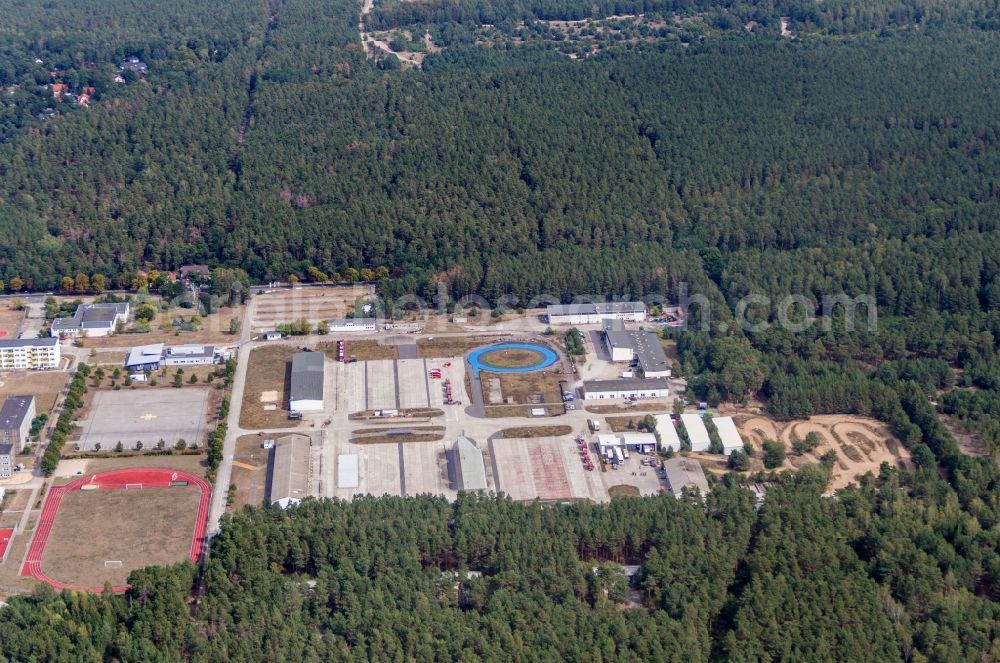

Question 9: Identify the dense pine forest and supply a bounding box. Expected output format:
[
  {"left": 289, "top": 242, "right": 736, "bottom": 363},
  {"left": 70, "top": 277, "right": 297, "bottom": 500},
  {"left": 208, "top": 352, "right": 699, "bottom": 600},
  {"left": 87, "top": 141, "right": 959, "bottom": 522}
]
[
  {"left": 1, "top": 0, "right": 999, "bottom": 659},
  {"left": 1, "top": 457, "right": 998, "bottom": 660}
]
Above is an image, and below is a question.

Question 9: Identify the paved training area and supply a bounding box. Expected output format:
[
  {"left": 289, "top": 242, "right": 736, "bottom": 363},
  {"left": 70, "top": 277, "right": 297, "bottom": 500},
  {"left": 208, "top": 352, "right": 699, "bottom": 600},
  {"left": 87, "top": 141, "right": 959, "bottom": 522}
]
[
  {"left": 490, "top": 437, "right": 608, "bottom": 502},
  {"left": 76, "top": 389, "right": 210, "bottom": 450},
  {"left": 21, "top": 468, "right": 211, "bottom": 593},
  {"left": 467, "top": 343, "right": 558, "bottom": 377},
  {"left": 331, "top": 358, "right": 464, "bottom": 414},
  {"left": 366, "top": 360, "right": 398, "bottom": 411}
]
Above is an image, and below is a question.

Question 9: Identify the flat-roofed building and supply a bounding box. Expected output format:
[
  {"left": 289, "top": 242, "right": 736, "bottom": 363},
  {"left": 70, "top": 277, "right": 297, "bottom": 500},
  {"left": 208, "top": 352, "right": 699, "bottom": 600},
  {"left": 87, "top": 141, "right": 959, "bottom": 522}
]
[
  {"left": 713, "top": 416, "right": 745, "bottom": 456},
  {"left": 454, "top": 436, "right": 487, "bottom": 491},
  {"left": 547, "top": 301, "right": 646, "bottom": 325},
  {"left": 597, "top": 432, "right": 658, "bottom": 454},
  {"left": 51, "top": 302, "right": 129, "bottom": 337},
  {"left": 162, "top": 344, "right": 216, "bottom": 366},
  {"left": 582, "top": 377, "right": 669, "bottom": 400},
  {"left": 662, "top": 457, "right": 709, "bottom": 498},
  {"left": 0, "top": 395, "right": 35, "bottom": 453},
  {"left": 328, "top": 318, "right": 377, "bottom": 333},
  {"left": 680, "top": 413, "right": 712, "bottom": 452},
  {"left": 0, "top": 337, "right": 60, "bottom": 370},
  {"left": 621, "top": 432, "right": 658, "bottom": 453},
  {"left": 270, "top": 433, "right": 311, "bottom": 508},
  {"left": 289, "top": 352, "right": 325, "bottom": 412}
]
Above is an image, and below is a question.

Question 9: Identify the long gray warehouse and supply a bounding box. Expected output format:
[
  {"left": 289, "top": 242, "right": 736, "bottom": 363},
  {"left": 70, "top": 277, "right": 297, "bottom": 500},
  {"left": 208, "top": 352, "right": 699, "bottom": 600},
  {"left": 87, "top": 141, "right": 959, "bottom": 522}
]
[{"left": 289, "top": 351, "right": 325, "bottom": 412}]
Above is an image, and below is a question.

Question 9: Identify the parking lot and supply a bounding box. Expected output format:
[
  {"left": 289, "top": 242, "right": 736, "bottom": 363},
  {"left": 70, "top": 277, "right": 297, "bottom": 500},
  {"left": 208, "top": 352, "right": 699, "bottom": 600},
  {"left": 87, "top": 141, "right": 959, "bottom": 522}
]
[{"left": 76, "top": 389, "right": 211, "bottom": 450}]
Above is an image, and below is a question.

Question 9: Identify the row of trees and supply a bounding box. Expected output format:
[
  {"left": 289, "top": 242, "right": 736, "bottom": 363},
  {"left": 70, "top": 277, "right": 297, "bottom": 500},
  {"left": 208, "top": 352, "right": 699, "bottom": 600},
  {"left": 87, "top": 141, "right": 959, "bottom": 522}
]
[{"left": 40, "top": 364, "right": 90, "bottom": 475}]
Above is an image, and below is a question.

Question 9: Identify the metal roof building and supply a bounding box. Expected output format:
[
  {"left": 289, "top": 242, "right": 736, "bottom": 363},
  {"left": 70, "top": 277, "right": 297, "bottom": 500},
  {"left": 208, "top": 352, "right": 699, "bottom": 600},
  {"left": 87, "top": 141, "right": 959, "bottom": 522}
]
[
  {"left": 630, "top": 330, "right": 671, "bottom": 378},
  {"left": 680, "top": 413, "right": 712, "bottom": 452},
  {"left": 454, "top": 436, "right": 487, "bottom": 491},
  {"left": 600, "top": 321, "right": 670, "bottom": 377},
  {"left": 654, "top": 415, "right": 683, "bottom": 453},
  {"left": 713, "top": 416, "right": 745, "bottom": 456},
  {"left": 289, "top": 351, "right": 325, "bottom": 412},
  {"left": 125, "top": 343, "right": 164, "bottom": 371},
  {"left": 270, "top": 433, "right": 311, "bottom": 508},
  {"left": 662, "top": 457, "right": 710, "bottom": 498}
]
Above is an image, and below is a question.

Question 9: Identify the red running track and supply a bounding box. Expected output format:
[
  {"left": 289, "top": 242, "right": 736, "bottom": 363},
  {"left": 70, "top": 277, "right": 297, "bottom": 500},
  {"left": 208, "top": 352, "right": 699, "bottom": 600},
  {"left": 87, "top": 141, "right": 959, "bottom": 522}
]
[
  {"left": 0, "top": 527, "right": 13, "bottom": 562},
  {"left": 20, "top": 467, "right": 211, "bottom": 593}
]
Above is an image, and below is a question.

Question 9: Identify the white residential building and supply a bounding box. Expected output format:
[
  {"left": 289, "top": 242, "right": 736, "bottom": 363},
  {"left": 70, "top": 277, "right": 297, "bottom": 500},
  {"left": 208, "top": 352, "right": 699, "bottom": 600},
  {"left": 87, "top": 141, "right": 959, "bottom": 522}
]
[
  {"left": 0, "top": 444, "right": 13, "bottom": 479},
  {"left": 0, "top": 395, "right": 35, "bottom": 453},
  {"left": 0, "top": 338, "right": 60, "bottom": 370}
]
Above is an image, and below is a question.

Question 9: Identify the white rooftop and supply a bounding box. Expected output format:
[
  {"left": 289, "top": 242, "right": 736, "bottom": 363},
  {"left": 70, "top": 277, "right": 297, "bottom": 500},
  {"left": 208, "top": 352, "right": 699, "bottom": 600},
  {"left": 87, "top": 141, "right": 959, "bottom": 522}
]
[
  {"left": 621, "top": 432, "right": 657, "bottom": 446},
  {"left": 680, "top": 413, "right": 712, "bottom": 452},
  {"left": 125, "top": 343, "right": 164, "bottom": 367},
  {"left": 713, "top": 416, "right": 745, "bottom": 455},
  {"left": 654, "top": 415, "right": 683, "bottom": 452}
]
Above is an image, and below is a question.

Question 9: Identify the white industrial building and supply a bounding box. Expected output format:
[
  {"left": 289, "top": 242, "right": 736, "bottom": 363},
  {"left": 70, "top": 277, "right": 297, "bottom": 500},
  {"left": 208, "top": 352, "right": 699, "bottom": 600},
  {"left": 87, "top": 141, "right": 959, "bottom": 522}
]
[
  {"left": 602, "top": 322, "right": 671, "bottom": 378},
  {"left": 603, "top": 320, "right": 636, "bottom": 361},
  {"left": 680, "top": 413, "right": 712, "bottom": 452},
  {"left": 583, "top": 377, "right": 669, "bottom": 400},
  {"left": 654, "top": 414, "right": 683, "bottom": 453},
  {"left": 713, "top": 416, "right": 745, "bottom": 456},
  {"left": 163, "top": 345, "right": 216, "bottom": 366},
  {"left": 289, "top": 351, "right": 325, "bottom": 412},
  {"left": 328, "top": 318, "right": 377, "bottom": 333},
  {"left": 0, "top": 337, "right": 60, "bottom": 370},
  {"left": 125, "top": 343, "right": 218, "bottom": 370},
  {"left": 596, "top": 432, "right": 658, "bottom": 454},
  {"left": 51, "top": 302, "right": 129, "bottom": 337},
  {"left": 546, "top": 302, "right": 646, "bottom": 325}
]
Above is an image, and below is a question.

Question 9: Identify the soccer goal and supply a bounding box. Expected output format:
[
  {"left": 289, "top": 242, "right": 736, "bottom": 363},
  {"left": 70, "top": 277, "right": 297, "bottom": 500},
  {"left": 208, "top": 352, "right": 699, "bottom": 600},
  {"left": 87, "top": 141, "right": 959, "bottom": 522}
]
[
  {"left": 124, "top": 483, "right": 143, "bottom": 490},
  {"left": 104, "top": 560, "right": 123, "bottom": 569}
]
